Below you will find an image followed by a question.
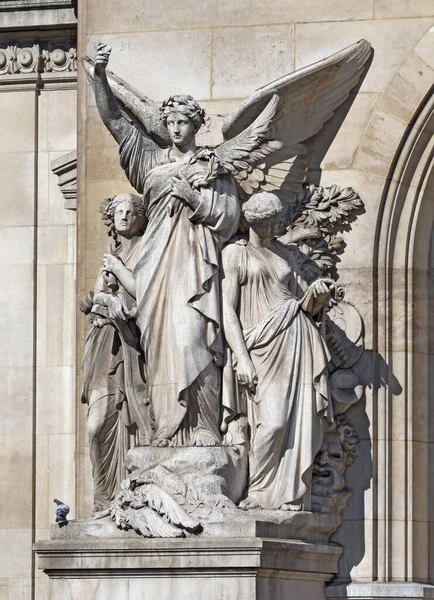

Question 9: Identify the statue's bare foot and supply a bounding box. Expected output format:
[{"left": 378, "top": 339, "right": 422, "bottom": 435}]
[
  {"left": 239, "top": 496, "right": 262, "bottom": 510},
  {"left": 280, "top": 502, "right": 302, "bottom": 512},
  {"left": 151, "top": 438, "right": 170, "bottom": 447},
  {"left": 194, "top": 431, "right": 219, "bottom": 447}
]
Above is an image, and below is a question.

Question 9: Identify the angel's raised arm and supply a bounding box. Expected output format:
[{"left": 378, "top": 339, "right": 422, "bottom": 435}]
[
  {"left": 83, "top": 47, "right": 171, "bottom": 149},
  {"left": 93, "top": 44, "right": 132, "bottom": 145},
  {"left": 83, "top": 46, "right": 173, "bottom": 193}
]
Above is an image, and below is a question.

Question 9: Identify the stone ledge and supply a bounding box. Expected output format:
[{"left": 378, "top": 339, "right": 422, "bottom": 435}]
[
  {"left": 35, "top": 536, "right": 342, "bottom": 580},
  {"left": 327, "top": 582, "right": 434, "bottom": 599}
]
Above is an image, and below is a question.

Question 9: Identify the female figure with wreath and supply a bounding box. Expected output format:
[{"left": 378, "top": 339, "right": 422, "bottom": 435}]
[{"left": 81, "top": 193, "right": 147, "bottom": 510}]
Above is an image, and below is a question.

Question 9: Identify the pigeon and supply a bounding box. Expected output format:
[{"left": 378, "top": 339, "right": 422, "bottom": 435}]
[{"left": 53, "top": 498, "right": 70, "bottom": 527}]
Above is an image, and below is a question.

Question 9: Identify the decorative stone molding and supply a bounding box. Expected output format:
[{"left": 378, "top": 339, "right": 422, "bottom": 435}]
[
  {"left": 51, "top": 150, "right": 77, "bottom": 210},
  {"left": 0, "top": 40, "right": 76, "bottom": 76},
  {"left": 42, "top": 42, "right": 77, "bottom": 73},
  {"left": 0, "top": 44, "right": 40, "bottom": 75}
]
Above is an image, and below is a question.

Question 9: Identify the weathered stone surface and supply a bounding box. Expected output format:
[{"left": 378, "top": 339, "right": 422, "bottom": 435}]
[
  {"left": 0, "top": 529, "right": 32, "bottom": 578},
  {"left": 414, "top": 28, "right": 434, "bottom": 69},
  {"left": 296, "top": 18, "right": 433, "bottom": 93},
  {"left": 86, "top": 31, "right": 212, "bottom": 102},
  {"left": 35, "top": 536, "right": 342, "bottom": 600},
  {"left": 212, "top": 25, "right": 294, "bottom": 99},
  {"left": 0, "top": 1, "right": 76, "bottom": 29},
  {"left": 374, "top": 1, "right": 434, "bottom": 19},
  {"left": 320, "top": 93, "right": 379, "bottom": 170},
  {"left": 1, "top": 0, "right": 429, "bottom": 597},
  {"left": 327, "top": 582, "right": 434, "bottom": 598},
  {"left": 50, "top": 509, "right": 342, "bottom": 543},
  {"left": 378, "top": 53, "right": 434, "bottom": 125},
  {"left": 353, "top": 109, "right": 407, "bottom": 178},
  {"left": 85, "top": 0, "right": 374, "bottom": 34}
]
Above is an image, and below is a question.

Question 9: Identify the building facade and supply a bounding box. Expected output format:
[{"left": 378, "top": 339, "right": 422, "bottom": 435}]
[{"left": 1, "top": 0, "right": 434, "bottom": 598}]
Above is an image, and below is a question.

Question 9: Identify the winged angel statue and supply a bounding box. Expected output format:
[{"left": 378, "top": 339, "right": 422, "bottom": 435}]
[{"left": 82, "top": 39, "right": 371, "bottom": 535}]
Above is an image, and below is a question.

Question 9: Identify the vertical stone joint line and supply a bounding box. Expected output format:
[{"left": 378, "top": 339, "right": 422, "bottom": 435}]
[
  {"left": 31, "top": 76, "right": 41, "bottom": 600},
  {"left": 210, "top": 28, "right": 214, "bottom": 100}
]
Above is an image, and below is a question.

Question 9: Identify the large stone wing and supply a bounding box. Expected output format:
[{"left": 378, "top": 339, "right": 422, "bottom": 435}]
[
  {"left": 222, "top": 39, "right": 371, "bottom": 144},
  {"left": 220, "top": 40, "right": 372, "bottom": 202},
  {"left": 82, "top": 56, "right": 172, "bottom": 148},
  {"left": 214, "top": 93, "right": 283, "bottom": 188}
]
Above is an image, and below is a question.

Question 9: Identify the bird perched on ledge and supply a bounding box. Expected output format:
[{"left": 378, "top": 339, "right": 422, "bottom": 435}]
[{"left": 53, "top": 498, "right": 69, "bottom": 527}]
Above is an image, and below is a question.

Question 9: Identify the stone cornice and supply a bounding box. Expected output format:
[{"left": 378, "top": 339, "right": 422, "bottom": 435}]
[{"left": 0, "top": 0, "right": 74, "bottom": 11}]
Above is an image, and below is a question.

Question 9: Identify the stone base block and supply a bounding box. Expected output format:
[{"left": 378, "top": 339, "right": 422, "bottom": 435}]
[
  {"left": 327, "top": 582, "right": 434, "bottom": 599},
  {"left": 35, "top": 536, "right": 342, "bottom": 600}
]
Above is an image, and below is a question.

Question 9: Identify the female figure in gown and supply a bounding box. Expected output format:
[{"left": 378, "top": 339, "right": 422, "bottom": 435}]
[
  {"left": 81, "top": 194, "right": 147, "bottom": 510},
  {"left": 94, "top": 45, "right": 240, "bottom": 447},
  {"left": 221, "top": 192, "right": 335, "bottom": 510}
]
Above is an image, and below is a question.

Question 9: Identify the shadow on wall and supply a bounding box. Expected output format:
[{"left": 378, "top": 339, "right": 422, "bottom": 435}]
[
  {"left": 328, "top": 346, "right": 402, "bottom": 587},
  {"left": 306, "top": 50, "right": 375, "bottom": 184}
]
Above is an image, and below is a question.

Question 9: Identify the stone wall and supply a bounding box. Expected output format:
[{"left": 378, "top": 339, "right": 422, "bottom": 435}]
[
  {"left": 0, "top": 3, "right": 77, "bottom": 598},
  {"left": 0, "top": 0, "right": 432, "bottom": 598},
  {"left": 77, "top": 0, "right": 434, "bottom": 594}
]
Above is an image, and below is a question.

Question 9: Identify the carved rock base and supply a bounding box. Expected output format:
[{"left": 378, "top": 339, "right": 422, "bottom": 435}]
[
  {"left": 48, "top": 508, "right": 342, "bottom": 544},
  {"left": 35, "top": 536, "right": 342, "bottom": 600},
  {"left": 125, "top": 444, "right": 248, "bottom": 505}
]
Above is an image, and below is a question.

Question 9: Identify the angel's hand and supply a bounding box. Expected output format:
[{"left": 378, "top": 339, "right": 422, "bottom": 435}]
[
  {"left": 94, "top": 43, "right": 112, "bottom": 74},
  {"left": 171, "top": 174, "right": 200, "bottom": 210}
]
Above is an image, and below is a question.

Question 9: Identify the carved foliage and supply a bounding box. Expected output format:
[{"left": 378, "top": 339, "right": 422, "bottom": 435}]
[{"left": 281, "top": 184, "right": 364, "bottom": 283}]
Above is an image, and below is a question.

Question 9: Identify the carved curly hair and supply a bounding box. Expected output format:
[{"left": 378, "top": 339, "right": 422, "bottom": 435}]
[
  {"left": 334, "top": 414, "right": 360, "bottom": 467},
  {"left": 159, "top": 95, "right": 206, "bottom": 133},
  {"left": 100, "top": 193, "right": 146, "bottom": 249},
  {"left": 242, "top": 192, "right": 284, "bottom": 225}
]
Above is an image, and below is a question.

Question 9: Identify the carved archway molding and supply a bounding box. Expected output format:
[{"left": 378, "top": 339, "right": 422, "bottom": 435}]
[
  {"left": 326, "top": 27, "right": 434, "bottom": 599},
  {"left": 372, "top": 83, "right": 434, "bottom": 586}
]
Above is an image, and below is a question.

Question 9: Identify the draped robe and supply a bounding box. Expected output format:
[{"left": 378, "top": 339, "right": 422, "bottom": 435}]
[
  {"left": 224, "top": 240, "right": 333, "bottom": 509},
  {"left": 119, "top": 126, "right": 240, "bottom": 444},
  {"left": 81, "top": 240, "right": 143, "bottom": 510}
]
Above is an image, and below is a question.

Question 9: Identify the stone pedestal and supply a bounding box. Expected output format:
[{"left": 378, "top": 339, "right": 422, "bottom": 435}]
[{"left": 35, "top": 535, "right": 342, "bottom": 600}]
